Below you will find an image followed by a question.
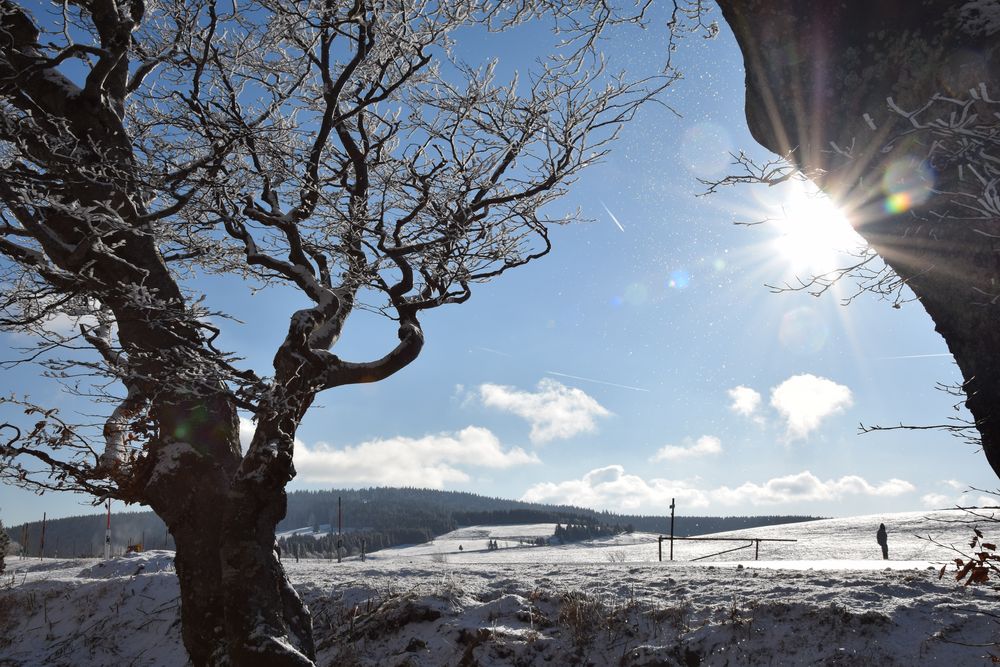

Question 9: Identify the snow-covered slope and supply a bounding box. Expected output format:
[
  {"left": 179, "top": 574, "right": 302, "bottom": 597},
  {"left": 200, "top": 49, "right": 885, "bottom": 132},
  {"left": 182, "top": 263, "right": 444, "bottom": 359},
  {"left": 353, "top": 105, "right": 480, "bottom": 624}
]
[
  {"left": 2, "top": 509, "right": 999, "bottom": 665},
  {"left": 0, "top": 551, "right": 186, "bottom": 666},
  {"left": 365, "top": 509, "right": 988, "bottom": 567}
]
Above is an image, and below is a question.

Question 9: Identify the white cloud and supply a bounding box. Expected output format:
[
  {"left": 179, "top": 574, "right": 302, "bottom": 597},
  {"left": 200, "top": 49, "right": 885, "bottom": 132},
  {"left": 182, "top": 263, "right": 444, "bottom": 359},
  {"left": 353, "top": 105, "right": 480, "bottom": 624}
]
[
  {"left": 921, "top": 486, "right": 1000, "bottom": 509},
  {"left": 523, "top": 467, "right": 914, "bottom": 512},
  {"left": 240, "top": 418, "right": 537, "bottom": 487},
  {"left": 293, "top": 426, "right": 539, "bottom": 488},
  {"left": 521, "top": 465, "right": 710, "bottom": 511},
  {"left": 769, "top": 374, "right": 853, "bottom": 440},
  {"left": 478, "top": 378, "right": 611, "bottom": 443},
  {"left": 651, "top": 435, "right": 722, "bottom": 462},
  {"left": 728, "top": 386, "right": 762, "bottom": 417},
  {"left": 921, "top": 493, "right": 950, "bottom": 508},
  {"left": 239, "top": 417, "right": 257, "bottom": 452},
  {"left": 5, "top": 310, "right": 101, "bottom": 342},
  {"left": 713, "top": 471, "right": 914, "bottom": 506}
]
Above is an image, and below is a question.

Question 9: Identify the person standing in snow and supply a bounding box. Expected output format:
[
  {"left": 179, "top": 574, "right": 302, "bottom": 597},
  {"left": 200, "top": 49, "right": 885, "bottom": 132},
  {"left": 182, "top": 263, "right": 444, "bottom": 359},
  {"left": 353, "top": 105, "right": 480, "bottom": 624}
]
[{"left": 876, "top": 523, "right": 888, "bottom": 560}]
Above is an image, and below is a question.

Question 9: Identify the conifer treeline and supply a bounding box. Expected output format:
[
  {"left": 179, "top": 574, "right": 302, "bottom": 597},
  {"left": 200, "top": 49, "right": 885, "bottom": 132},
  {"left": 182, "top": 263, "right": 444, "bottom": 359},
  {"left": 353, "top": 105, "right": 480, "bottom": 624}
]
[
  {"left": 5, "top": 510, "right": 172, "bottom": 557},
  {"left": 4, "top": 487, "right": 822, "bottom": 558},
  {"left": 278, "top": 527, "right": 436, "bottom": 560},
  {"left": 554, "top": 521, "right": 628, "bottom": 542}
]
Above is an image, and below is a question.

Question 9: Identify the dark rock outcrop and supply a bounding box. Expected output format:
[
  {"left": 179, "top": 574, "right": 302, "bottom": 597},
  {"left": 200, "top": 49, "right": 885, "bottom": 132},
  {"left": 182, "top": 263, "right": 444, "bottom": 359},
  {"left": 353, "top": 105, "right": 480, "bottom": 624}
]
[{"left": 716, "top": 1, "right": 1000, "bottom": 475}]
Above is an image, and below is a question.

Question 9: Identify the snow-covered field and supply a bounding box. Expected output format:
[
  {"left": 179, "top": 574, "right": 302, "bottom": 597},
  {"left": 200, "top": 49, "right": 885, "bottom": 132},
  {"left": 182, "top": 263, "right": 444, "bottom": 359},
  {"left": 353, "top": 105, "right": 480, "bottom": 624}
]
[{"left": 3, "top": 509, "right": 1000, "bottom": 665}]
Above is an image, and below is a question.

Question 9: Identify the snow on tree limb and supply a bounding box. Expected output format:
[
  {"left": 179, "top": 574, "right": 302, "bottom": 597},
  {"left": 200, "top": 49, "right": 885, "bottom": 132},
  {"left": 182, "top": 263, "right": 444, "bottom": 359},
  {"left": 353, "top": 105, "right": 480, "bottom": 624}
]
[{"left": 0, "top": 1, "right": 697, "bottom": 663}]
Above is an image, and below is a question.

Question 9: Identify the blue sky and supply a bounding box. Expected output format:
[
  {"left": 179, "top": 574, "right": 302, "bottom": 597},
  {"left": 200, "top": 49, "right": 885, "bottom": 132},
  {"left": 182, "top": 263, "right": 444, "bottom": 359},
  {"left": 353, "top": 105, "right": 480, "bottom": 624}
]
[{"left": 2, "top": 6, "right": 996, "bottom": 527}]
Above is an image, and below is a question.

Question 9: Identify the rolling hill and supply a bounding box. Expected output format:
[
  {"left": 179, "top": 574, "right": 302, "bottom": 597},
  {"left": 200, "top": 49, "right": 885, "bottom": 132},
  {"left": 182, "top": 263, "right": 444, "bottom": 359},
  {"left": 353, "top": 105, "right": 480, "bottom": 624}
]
[{"left": 4, "top": 486, "right": 821, "bottom": 558}]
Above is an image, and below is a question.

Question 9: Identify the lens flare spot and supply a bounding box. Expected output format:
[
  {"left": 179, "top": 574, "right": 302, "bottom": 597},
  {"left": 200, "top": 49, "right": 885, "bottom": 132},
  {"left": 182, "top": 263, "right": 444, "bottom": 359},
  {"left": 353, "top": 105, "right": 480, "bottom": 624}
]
[
  {"left": 623, "top": 283, "right": 649, "bottom": 305},
  {"left": 882, "top": 160, "right": 934, "bottom": 214},
  {"left": 884, "top": 192, "right": 912, "bottom": 214},
  {"left": 679, "top": 123, "right": 733, "bottom": 177},
  {"left": 667, "top": 270, "right": 691, "bottom": 289},
  {"left": 779, "top": 307, "right": 829, "bottom": 355}
]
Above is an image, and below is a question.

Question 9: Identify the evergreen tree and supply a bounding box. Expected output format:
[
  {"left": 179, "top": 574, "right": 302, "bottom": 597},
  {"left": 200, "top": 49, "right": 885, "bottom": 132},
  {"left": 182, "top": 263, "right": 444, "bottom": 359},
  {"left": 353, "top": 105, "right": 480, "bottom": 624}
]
[{"left": 0, "top": 517, "right": 10, "bottom": 575}]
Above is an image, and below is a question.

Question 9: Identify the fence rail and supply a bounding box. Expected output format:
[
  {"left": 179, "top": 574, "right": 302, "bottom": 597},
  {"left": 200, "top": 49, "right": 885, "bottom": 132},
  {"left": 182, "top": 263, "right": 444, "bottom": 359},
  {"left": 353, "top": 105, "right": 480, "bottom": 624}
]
[{"left": 658, "top": 536, "right": 797, "bottom": 561}]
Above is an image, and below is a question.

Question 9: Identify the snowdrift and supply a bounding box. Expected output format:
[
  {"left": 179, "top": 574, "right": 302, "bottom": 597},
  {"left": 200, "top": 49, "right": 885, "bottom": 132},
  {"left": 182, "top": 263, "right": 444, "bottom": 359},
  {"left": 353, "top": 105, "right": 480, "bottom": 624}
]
[{"left": 2, "top": 510, "right": 999, "bottom": 665}]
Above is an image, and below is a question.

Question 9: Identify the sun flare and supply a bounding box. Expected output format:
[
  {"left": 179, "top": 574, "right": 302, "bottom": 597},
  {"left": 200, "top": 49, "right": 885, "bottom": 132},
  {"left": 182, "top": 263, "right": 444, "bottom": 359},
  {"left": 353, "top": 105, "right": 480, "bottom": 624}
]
[{"left": 771, "top": 182, "right": 863, "bottom": 276}]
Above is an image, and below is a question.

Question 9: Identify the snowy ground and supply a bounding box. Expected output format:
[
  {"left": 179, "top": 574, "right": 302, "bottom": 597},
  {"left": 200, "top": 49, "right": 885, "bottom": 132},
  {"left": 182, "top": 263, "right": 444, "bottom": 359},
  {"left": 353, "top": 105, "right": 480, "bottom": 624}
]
[{"left": 3, "top": 509, "right": 1000, "bottom": 665}]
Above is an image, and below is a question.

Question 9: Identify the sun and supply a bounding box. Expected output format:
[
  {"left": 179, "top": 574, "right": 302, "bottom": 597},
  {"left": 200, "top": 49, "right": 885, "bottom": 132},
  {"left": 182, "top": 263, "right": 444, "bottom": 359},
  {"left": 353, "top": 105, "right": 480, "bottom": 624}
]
[{"left": 770, "top": 181, "right": 863, "bottom": 276}]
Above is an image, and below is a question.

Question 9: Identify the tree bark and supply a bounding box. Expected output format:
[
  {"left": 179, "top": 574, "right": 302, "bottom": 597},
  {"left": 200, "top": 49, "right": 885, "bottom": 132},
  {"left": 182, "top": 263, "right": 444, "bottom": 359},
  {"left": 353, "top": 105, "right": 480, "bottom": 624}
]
[
  {"left": 171, "top": 522, "right": 229, "bottom": 666},
  {"left": 915, "top": 268, "right": 1000, "bottom": 476},
  {"left": 220, "top": 482, "right": 315, "bottom": 666},
  {"left": 139, "top": 395, "right": 239, "bottom": 665},
  {"left": 139, "top": 395, "right": 315, "bottom": 666},
  {"left": 220, "top": 415, "right": 316, "bottom": 666}
]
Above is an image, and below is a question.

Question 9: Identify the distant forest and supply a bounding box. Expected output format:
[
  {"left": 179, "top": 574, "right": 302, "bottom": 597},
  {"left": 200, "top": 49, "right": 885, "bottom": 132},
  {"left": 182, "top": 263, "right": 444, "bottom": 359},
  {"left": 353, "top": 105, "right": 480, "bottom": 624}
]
[{"left": 3, "top": 487, "right": 821, "bottom": 558}]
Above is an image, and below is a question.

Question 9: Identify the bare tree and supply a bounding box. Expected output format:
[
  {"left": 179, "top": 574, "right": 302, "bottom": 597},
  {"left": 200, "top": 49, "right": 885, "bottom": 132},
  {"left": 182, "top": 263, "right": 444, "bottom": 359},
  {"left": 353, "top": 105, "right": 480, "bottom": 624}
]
[{"left": 0, "top": 1, "right": 693, "bottom": 664}]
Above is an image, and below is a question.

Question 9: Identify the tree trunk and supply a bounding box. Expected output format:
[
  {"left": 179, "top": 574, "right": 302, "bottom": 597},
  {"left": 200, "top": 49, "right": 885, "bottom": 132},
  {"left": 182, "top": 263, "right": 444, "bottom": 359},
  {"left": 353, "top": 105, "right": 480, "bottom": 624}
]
[
  {"left": 220, "top": 415, "right": 315, "bottom": 666},
  {"left": 171, "top": 522, "right": 230, "bottom": 666},
  {"left": 137, "top": 395, "right": 313, "bottom": 666},
  {"left": 716, "top": 0, "right": 1000, "bottom": 476},
  {"left": 144, "top": 438, "right": 234, "bottom": 665},
  {"left": 220, "top": 486, "right": 315, "bottom": 666},
  {"left": 914, "top": 269, "right": 1000, "bottom": 475},
  {"left": 0, "top": 4, "right": 318, "bottom": 661}
]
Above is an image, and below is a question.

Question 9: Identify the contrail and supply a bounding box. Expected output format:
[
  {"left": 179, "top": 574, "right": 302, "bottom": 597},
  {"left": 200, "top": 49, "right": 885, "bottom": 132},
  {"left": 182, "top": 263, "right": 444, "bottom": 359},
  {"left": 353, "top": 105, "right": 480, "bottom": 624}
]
[
  {"left": 876, "top": 353, "right": 953, "bottom": 360},
  {"left": 601, "top": 202, "right": 625, "bottom": 232},
  {"left": 546, "top": 370, "right": 649, "bottom": 392}
]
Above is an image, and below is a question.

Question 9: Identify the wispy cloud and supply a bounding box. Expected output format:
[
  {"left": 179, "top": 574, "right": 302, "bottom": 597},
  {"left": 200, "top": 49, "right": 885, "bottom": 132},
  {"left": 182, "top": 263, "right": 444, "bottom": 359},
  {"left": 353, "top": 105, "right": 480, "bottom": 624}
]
[
  {"left": 770, "top": 374, "right": 853, "bottom": 440},
  {"left": 522, "top": 467, "right": 913, "bottom": 512},
  {"left": 479, "top": 378, "right": 611, "bottom": 443},
  {"left": 876, "top": 353, "right": 953, "bottom": 360},
  {"left": 651, "top": 435, "right": 722, "bottom": 462},
  {"left": 473, "top": 346, "right": 516, "bottom": 358},
  {"left": 546, "top": 370, "right": 649, "bottom": 393}
]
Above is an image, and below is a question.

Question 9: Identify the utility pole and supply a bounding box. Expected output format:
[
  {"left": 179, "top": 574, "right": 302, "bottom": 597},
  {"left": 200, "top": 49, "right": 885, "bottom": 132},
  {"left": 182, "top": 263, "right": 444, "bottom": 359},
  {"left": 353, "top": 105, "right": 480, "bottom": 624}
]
[
  {"left": 39, "top": 513, "right": 46, "bottom": 560},
  {"left": 669, "top": 498, "right": 675, "bottom": 562},
  {"left": 337, "top": 496, "right": 342, "bottom": 563}
]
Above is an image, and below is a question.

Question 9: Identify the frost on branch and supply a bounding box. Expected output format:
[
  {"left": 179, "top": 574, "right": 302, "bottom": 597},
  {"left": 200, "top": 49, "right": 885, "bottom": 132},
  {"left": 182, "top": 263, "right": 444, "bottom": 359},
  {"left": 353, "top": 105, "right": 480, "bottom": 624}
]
[{"left": 0, "top": 1, "right": 688, "bottom": 664}]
